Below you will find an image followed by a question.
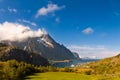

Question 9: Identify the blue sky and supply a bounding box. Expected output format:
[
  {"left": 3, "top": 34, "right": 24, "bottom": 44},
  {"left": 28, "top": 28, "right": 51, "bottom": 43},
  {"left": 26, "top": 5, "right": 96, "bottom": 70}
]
[{"left": 0, "top": 0, "right": 120, "bottom": 58}]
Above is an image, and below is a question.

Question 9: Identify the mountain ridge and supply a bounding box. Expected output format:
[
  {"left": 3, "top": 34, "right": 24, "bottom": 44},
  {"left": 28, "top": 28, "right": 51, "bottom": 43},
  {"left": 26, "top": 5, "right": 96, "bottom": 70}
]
[
  {"left": 0, "top": 43, "right": 49, "bottom": 66},
  {"left": 1, "top": 33, "right": 77, "bottom": 61}
]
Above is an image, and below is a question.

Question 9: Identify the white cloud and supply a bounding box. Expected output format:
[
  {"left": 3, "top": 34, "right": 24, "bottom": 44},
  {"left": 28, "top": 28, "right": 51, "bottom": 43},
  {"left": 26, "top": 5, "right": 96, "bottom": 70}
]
[
  {"left": 18, "top": 19, "right": 37, "bottom": 26},
  {"left": 0, "top": 21, "right": 47, "bottom": 42},
  {"left": 55, "top": 17, "right": 60, "bottom": 23},
  {"left": 8, "top": 8, "right": 17, "bottom": 13},
  {"left": 36, "top": 3, "right": 65, "bottom": 17},
  {"left": 82, "top": 27, "right": 94, "bottom": 34},
  {"left": 68, "top": 45, "right": 120, "bottom": 59}
]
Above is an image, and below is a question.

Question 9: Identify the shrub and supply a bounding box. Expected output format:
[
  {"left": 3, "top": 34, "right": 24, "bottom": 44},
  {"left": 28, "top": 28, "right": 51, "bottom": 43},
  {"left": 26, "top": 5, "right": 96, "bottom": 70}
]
[
  {"left": 84, "top": 70, "right": 92, "bottom": 75},
  {"left": 47, "top": 66, "right": 57, "bottom": 72},
  {"left": 1, "top": 60, "right": 39, "bottom": 80},
  {"left": 38, "top": 66, "right": 48, "bottom": 72},
  {"left": 38, "top": 66, "right": 57, "bottom": 72},
  {"left": 63, "top": 67, "right": 74, "bottom": 72}
]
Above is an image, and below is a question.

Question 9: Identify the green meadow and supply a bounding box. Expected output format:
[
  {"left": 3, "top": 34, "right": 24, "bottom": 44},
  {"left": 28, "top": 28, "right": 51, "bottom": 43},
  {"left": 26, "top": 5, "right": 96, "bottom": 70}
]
[{"left": 25, "top": 72, "right": 120, "bottom": 80}]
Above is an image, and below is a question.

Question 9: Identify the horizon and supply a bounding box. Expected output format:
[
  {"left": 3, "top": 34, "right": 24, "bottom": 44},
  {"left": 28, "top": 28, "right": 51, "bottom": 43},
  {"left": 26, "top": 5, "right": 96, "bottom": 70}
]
[{"left": 0, "top": 0, "right": 120, "bottom": 59}]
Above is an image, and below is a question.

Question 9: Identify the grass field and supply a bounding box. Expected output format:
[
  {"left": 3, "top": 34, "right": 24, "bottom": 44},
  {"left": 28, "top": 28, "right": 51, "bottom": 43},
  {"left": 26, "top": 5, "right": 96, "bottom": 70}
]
[{"left": 25, "top": 72, "right": 120, "bottom": 80}]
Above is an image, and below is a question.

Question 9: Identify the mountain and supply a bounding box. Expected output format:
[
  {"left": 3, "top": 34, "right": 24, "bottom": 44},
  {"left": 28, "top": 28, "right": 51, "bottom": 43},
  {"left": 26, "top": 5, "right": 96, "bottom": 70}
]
[
  {"left": 2, "top": 34, "right": 76, "bottom": 61},
  {"left": 72, "top": 52, "right": 80, "bottom": 59},
  {"left": 0, "top": 43, "right": 49, "bottom": 66}
]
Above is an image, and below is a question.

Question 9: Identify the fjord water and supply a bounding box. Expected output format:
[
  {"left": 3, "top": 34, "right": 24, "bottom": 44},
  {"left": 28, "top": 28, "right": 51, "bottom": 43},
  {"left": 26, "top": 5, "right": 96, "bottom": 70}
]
[{"left": 53, "top": 59, "right": 100, "bottom": 68}]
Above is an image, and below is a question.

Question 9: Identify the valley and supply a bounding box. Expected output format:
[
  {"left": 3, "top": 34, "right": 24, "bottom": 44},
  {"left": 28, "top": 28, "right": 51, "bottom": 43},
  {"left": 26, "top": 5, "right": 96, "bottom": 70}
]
[{"left": 1, "top": 0, "right": 120, "bottom": 80}]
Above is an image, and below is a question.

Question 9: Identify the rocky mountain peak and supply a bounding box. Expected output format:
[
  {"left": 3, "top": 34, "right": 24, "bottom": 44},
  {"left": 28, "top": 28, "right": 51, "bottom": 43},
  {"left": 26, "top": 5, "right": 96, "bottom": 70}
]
[{"left": 1, "top": 33, "right": 77, "bottom": 60}]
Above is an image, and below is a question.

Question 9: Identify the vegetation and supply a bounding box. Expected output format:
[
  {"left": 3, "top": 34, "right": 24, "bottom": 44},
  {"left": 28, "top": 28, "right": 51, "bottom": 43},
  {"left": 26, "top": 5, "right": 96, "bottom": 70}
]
[
  {"left": 80, "top": 54, "right": 120, "bottom": 75},
  {"left": 25, "top": 62, "right": 120, "bottom": 80},
  {"left": 1, "top": 55, "right": 120, "bottom": 80},
  {"left": 0, "top": 60, "right": 76, "bottom": 80},
  {"left": 1, "top": 43, "right": 120, "bottom": 79},
  {"left": 2, "top": 55, "right": 120, "bottom": 80},
  {"left": 25, "top": 72, "right": 120, "bottom": 80},
  {"left": 0, "top": 60, "right": 39, "bottom": 80}
]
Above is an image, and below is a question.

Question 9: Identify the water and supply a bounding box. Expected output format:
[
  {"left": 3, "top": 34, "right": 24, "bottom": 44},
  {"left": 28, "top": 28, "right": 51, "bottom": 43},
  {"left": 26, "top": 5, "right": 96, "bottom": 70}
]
[{"left": 53, "top": 59, "right": 100, "bottom": 68}]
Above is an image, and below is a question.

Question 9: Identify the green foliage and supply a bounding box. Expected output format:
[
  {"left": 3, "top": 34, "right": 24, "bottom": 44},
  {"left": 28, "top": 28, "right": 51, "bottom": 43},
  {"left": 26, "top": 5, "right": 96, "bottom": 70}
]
[
  {"left": 63, "top": 66, "right": 74, "bottom": 72},
  {"left": 38, "top": 66, "right": 57, "bottom": 72},
  {"left": 38, "top": 66, "right": 49, "bottom": 72},
  {"left": 47, "top": 66, "right": 57, "bottom": 72},
  {"left": 0, "top": 60, "right": 39, "bottom": 80}
]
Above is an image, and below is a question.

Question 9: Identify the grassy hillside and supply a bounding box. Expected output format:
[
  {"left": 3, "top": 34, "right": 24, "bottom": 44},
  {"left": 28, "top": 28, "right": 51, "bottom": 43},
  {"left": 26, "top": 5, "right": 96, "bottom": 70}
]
[{"left": 80, "top": 54, "right": 120, "bottom": 74}]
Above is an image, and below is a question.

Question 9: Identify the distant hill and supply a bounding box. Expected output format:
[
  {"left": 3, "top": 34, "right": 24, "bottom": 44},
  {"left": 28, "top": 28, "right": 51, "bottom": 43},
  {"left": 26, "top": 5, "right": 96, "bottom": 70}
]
[
  {"left": 84, "top": 53, "right": 120, "bottom": 74},
  {"left": 0, "top": 43, "right": 49, "bottom": 66},
  {"left": 2, "top": 34, "right": 76, "bottom": 61}
]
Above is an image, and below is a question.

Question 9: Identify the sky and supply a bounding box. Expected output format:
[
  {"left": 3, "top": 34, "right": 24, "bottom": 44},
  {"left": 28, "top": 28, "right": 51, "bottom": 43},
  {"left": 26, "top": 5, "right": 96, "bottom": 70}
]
[{"left": 0, "top": 0, "right": 120, "bottom": 58}]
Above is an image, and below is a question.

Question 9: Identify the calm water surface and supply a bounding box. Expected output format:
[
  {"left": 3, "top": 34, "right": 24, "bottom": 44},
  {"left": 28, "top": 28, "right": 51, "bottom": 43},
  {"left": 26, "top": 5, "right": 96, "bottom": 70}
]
[{"left": 53, "top": 59, "right": 100, "bottom": 68}]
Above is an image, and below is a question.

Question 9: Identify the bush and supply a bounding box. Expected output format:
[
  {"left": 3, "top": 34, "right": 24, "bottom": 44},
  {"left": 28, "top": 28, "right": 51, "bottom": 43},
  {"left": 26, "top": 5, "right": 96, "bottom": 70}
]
[
  {"left": 1, "top": 60, "right": 39, "bottom": 80},
  {"left": 63, "top": 67, "right": 74, "bottom": 72},
  {"left": 38, "top": 66, "right": 48, "bottom": 72},
  {"left": 84, "top": 70, "right": 92, "bottom": 75},
  {"left": 47, "top": 66, "right": 57, "bottom": 72},
  {"left": 38, "top": 66, "right": 57, "bottom": 72}
]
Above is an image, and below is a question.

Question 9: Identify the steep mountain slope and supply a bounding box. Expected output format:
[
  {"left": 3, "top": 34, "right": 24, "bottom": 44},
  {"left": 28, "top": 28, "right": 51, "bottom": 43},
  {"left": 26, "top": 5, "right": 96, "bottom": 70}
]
[
  {"left": 72, "top": 52, "right": 80, "bottom": 60},
  {"left": 2, "top": 34, "right": 76, "bottom": 60},
  {"left": 0, "top": 43, "right": 49, "bottom": 66}
]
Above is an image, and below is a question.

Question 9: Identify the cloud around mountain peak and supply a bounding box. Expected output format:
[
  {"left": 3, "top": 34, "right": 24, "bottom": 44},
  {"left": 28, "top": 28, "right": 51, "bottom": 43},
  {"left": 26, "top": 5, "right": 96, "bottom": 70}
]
[{"left": 0, "top": 21, "right": 47, "bottom": 42}]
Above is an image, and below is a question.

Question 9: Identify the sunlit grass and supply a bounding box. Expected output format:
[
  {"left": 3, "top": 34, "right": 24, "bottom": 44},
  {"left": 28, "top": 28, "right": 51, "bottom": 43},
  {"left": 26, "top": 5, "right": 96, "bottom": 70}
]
[{"left": 25, "top": 72, "right": 120, "bottom": 80}]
